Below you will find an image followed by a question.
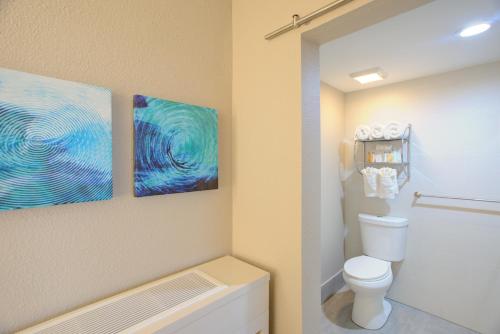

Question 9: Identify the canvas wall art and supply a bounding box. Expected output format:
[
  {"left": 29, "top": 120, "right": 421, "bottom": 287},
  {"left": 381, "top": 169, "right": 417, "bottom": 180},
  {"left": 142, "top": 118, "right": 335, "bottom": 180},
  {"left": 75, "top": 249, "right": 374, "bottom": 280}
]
[
  {"left": 0, "top": 68, "right": 112, "bottom": 211},
  {"left": 133, "top": 95, "right": 218, "bottom": 197}
]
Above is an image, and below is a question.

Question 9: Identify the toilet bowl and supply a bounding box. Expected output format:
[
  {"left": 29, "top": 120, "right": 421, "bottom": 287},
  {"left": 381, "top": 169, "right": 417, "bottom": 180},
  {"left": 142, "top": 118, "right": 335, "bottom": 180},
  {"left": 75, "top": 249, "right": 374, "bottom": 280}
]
[
  {"left": 343, "top": 214, "right": 408, "bottom": 330},
  {"left": 343, "top": 255, "right": 393, "bottom": 329}
]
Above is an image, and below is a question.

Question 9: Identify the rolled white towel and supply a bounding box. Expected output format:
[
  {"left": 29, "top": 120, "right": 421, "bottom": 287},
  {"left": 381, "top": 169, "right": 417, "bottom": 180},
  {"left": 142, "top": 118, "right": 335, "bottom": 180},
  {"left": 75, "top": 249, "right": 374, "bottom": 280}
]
[
  {"left": 377, "top": 167, "right": 399, "bottom": 199},
  {"left": 355, "top": 125, "right": 371, "bottom": 141},
  {"left": 383, "top": 121, "right": 405, "bottom": 140},
  {"left": 361, "top": 167, "right": 379, "bottom": 197},
  {"left": 370, "top": 123, "right": 384, "bottom": 139}
]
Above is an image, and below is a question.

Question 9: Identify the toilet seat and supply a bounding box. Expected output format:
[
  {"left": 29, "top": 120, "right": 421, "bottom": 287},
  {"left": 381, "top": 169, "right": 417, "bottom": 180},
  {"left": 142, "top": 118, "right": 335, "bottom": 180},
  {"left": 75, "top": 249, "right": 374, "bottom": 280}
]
[{"left": 344, "top": 255, "right": 391, "bottom": 281}]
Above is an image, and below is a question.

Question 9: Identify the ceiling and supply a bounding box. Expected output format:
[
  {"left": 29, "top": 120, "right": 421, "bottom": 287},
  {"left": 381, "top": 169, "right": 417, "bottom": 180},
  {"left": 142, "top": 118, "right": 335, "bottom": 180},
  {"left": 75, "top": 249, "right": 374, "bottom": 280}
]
[{"left": 320, "top": 0, "right": 500, "bottom": 92}]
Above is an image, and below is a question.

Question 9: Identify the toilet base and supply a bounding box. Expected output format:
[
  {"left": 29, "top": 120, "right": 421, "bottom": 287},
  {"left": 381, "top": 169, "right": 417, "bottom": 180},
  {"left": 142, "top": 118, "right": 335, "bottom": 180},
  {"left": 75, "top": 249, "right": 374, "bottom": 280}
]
[{"left": 352, "top": 297, "right": 392, "bottom": 330}]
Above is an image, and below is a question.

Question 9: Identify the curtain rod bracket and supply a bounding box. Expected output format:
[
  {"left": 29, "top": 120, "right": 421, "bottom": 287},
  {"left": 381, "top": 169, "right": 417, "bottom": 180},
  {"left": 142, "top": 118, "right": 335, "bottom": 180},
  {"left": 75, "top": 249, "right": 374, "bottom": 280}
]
[{"left": 264, "top": 0, "right": 353, "bottom": 40}]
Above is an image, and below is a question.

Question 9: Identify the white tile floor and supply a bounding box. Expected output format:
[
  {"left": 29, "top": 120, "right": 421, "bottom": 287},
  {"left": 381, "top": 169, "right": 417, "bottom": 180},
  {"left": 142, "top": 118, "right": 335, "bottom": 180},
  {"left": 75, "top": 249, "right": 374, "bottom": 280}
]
[{"left": 321, "top": 287, "right": 478, "bottom": 334}]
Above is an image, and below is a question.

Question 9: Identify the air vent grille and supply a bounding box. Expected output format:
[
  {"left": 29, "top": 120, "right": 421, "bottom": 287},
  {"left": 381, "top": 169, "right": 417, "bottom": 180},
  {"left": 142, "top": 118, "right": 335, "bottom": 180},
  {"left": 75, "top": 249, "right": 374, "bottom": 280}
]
[{"left": 33, "top": 271, "right": 225, "bottom": 334}]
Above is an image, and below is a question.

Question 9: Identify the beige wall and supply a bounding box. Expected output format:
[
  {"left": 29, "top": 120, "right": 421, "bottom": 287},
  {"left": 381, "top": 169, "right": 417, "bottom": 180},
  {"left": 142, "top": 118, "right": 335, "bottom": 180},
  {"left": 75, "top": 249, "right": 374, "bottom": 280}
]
[
  {"left": 320, "top": 82, "right": 345, "bottom": 285},
  {"left": 343, "top": 61, "right": 500, "bottom": 334},
  {"left": 0, "top": 1, "right": 232, "bottom": 333}
]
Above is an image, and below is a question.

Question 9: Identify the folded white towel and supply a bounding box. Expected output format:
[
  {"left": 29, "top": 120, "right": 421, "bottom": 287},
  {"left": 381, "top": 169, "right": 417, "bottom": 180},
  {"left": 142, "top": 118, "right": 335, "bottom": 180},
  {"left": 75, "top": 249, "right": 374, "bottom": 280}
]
[
  {"left": 378, "top": 167, "right": 399, "bottom": 199},
  {"left": 370, "top": 123, "right": 384, "bottom": 139},
  {"left": 361, "top": 167, "right": 379, "bottom": 197},
  {"left": 354, "top": 125, "right": 371, "bottom": 141},
  {"left": 383, "top": 121, "right": 405, "bottom": 140}
]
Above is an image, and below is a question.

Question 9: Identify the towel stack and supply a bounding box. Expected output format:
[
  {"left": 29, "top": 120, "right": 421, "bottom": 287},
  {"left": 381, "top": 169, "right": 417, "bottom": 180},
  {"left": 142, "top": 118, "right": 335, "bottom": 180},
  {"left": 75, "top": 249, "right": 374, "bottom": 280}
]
[
  {"left": 354, "top": 121, "right": 406, "bottom": 141},
  {"left": 361, "top": 167, "right": 399, "bottom": 199},
  {"left": 370, "top": 123, "right": 384, "bottom": 140},
  {"left": 361, "top": 167, "right": 379, "bottom": 197},
  {"left": 354, "top": 125, "right": 371, "bottom": 141},
  {"left": 383, "top": 121, "right": 405, "bottom": 140},
  {"left": 378, "top": 168, "right": 399, "bottom": 199}
]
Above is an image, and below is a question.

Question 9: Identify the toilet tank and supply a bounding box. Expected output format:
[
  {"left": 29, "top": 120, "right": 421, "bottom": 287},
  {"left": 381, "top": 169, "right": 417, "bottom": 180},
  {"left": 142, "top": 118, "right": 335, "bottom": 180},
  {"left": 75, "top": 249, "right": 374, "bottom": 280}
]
[{"left": 359, "top": 214, "right": 409, "bottom": 262}]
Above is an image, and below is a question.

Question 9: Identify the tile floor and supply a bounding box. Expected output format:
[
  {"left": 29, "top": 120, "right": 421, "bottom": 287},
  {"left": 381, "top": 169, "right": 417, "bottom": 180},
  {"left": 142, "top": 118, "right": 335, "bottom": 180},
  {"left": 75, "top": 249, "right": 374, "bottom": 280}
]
[{"left": 321, "top": 287, "right": 478, "bottom": 334}]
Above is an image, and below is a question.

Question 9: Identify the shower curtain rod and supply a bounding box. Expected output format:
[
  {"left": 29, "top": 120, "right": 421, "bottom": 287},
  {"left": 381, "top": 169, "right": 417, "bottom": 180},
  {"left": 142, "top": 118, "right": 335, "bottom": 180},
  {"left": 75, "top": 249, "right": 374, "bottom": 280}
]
[{"left": 265, "top": 0, "right": 353, "bottom": 40}]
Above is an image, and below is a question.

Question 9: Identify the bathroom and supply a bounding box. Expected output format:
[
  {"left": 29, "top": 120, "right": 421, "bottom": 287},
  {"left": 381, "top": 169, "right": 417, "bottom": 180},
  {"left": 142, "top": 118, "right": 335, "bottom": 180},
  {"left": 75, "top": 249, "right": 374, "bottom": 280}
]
[{"left": 318, "top": 0, "right": 500, "bottom": 333}]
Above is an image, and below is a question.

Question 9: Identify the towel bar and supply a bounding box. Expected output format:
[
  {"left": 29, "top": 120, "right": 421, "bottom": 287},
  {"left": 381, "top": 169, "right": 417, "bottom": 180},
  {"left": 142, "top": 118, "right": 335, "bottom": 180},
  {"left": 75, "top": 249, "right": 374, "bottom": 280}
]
[{"left": 414, "top": 192, "right": 500, "bottom": 204}]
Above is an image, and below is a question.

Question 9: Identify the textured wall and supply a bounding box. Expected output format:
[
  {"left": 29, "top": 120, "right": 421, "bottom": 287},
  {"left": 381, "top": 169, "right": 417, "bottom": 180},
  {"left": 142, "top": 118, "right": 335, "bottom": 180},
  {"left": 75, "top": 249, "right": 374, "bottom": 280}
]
[
  {"left": 343, "top": 62, "right": 500, "bottom": 334},
  {"left": 320, "top": 82, "right": 345, "bottom": 285},
  {"left": 0, "top": 1, "right": 232, "bottom": 332}
]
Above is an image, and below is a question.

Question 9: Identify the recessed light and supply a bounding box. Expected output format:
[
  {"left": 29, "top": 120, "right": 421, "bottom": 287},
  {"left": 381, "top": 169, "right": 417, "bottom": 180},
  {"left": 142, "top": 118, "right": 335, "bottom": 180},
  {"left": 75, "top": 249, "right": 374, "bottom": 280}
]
[
  {"left": 350, "top": 68, "right": 386, "bottom": 84},
  {"left": 459, "top": 23, "right": 491, "bottom": 37}
]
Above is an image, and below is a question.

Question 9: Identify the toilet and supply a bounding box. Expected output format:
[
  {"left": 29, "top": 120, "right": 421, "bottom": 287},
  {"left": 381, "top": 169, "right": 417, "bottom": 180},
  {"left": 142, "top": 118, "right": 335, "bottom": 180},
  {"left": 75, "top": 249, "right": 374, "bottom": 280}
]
[{"left": 343, "top": 214, "right": 409, "bottom": 330}]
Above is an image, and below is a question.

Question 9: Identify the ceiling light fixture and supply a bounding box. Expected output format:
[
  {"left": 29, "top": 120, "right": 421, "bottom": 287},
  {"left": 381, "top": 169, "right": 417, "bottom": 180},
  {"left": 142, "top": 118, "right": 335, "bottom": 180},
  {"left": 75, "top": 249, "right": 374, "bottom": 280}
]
[
  {"left": 350, "top": 68, "right": 386, "bottom": 84},
  {"left": 459, "top": 23, "right": 491, "bottom": 37}
]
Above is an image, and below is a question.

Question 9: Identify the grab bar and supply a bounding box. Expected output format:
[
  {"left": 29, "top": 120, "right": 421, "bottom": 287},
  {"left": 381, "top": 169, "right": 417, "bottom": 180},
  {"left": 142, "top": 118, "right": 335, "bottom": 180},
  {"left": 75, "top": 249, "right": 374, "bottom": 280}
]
[{"left": 414, "top": 192, "right": 500, "bottom": 204}]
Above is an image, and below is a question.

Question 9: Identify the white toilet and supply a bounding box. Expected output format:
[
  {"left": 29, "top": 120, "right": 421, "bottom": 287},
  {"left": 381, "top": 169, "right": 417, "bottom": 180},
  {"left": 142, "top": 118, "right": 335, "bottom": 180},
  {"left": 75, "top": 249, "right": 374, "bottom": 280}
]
[{"left": 343, "top": 214, "right": 409, "bottom": 330}]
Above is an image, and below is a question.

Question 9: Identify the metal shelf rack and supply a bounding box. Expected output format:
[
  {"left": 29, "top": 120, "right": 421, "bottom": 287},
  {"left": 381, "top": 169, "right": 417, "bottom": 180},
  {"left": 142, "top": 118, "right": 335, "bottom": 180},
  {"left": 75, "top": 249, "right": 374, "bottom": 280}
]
[{"left": 354, "top": 124, "right": 411, "bottom": 187}]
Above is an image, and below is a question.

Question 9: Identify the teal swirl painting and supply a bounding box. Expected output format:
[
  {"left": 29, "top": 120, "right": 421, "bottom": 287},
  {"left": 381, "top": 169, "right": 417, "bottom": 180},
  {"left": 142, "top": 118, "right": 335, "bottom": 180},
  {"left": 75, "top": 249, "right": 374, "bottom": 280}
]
[
  {"left": 133, "top": 95, "right": 218, "bottom": 197},
  {"left": 0, "top": 68, "right": 112, "bottom": 211}
]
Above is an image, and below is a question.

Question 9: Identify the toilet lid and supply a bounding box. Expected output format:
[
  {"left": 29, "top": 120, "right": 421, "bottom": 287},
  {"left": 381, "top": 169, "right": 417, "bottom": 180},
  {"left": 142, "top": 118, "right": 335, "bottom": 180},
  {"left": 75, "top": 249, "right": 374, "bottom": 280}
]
[{"left": 344, "top": 256, "right": 391, "bottom": 281}]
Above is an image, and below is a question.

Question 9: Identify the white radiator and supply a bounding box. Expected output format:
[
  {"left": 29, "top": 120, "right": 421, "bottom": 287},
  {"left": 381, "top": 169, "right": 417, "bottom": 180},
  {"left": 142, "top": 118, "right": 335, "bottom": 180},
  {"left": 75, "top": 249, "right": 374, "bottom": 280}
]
[{"left": 18, "top": 256, "right": 270, "bottom": 334}]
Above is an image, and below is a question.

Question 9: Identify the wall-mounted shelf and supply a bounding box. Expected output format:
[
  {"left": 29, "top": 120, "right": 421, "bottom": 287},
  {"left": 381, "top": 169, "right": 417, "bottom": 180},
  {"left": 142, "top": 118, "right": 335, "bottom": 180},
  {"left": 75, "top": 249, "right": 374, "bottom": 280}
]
[{"left": 354, "top": 124, "right": 411, "bottom": 187}]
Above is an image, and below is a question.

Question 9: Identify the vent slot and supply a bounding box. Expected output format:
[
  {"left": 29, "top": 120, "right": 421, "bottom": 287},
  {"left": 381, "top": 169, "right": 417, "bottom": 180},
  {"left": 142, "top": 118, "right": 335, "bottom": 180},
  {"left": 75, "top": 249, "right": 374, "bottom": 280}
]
[{"left": 33, "top": 271, "right": 225, "bottom": 334}]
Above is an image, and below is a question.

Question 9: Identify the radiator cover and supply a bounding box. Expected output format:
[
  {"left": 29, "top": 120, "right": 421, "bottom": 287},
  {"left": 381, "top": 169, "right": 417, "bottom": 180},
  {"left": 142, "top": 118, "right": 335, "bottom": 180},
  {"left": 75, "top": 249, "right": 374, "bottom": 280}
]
[{"left": 26, "top": 271, "right": 225, "bottom": 334}]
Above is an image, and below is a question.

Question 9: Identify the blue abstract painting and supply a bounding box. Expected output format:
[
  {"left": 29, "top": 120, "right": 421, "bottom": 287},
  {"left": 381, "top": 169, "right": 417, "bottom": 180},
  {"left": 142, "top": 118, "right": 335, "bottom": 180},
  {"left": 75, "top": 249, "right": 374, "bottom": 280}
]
[
  {"left": 133, "top": 95, "right": 218, "bottom": 197},
  {"left": 0, "top": 68, "right": 112, "bottom": 211}
]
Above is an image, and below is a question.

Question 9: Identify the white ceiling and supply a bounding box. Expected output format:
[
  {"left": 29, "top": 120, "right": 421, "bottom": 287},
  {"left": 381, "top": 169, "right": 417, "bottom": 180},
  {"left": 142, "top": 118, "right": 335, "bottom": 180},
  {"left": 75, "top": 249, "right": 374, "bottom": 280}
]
[{"left": 320, "top": 0, "right": 500, "bottom": 92}]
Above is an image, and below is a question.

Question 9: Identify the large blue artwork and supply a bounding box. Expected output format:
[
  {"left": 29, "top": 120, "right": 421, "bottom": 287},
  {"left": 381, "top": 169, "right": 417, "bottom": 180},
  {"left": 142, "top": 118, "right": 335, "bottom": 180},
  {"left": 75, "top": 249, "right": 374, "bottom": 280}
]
[
  {"left": 0, "top": 68, "right": 112, "bottom": 211},
  {"left": 133, "top": 95, "right": 218, "bottom": 197}
]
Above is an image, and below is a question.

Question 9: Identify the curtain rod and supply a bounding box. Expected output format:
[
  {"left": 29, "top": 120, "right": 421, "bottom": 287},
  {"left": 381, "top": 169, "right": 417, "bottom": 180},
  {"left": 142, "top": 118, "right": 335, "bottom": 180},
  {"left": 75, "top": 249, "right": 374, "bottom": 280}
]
[{"left": 264, "top": 0, "right": 353, "bottom": 40}]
